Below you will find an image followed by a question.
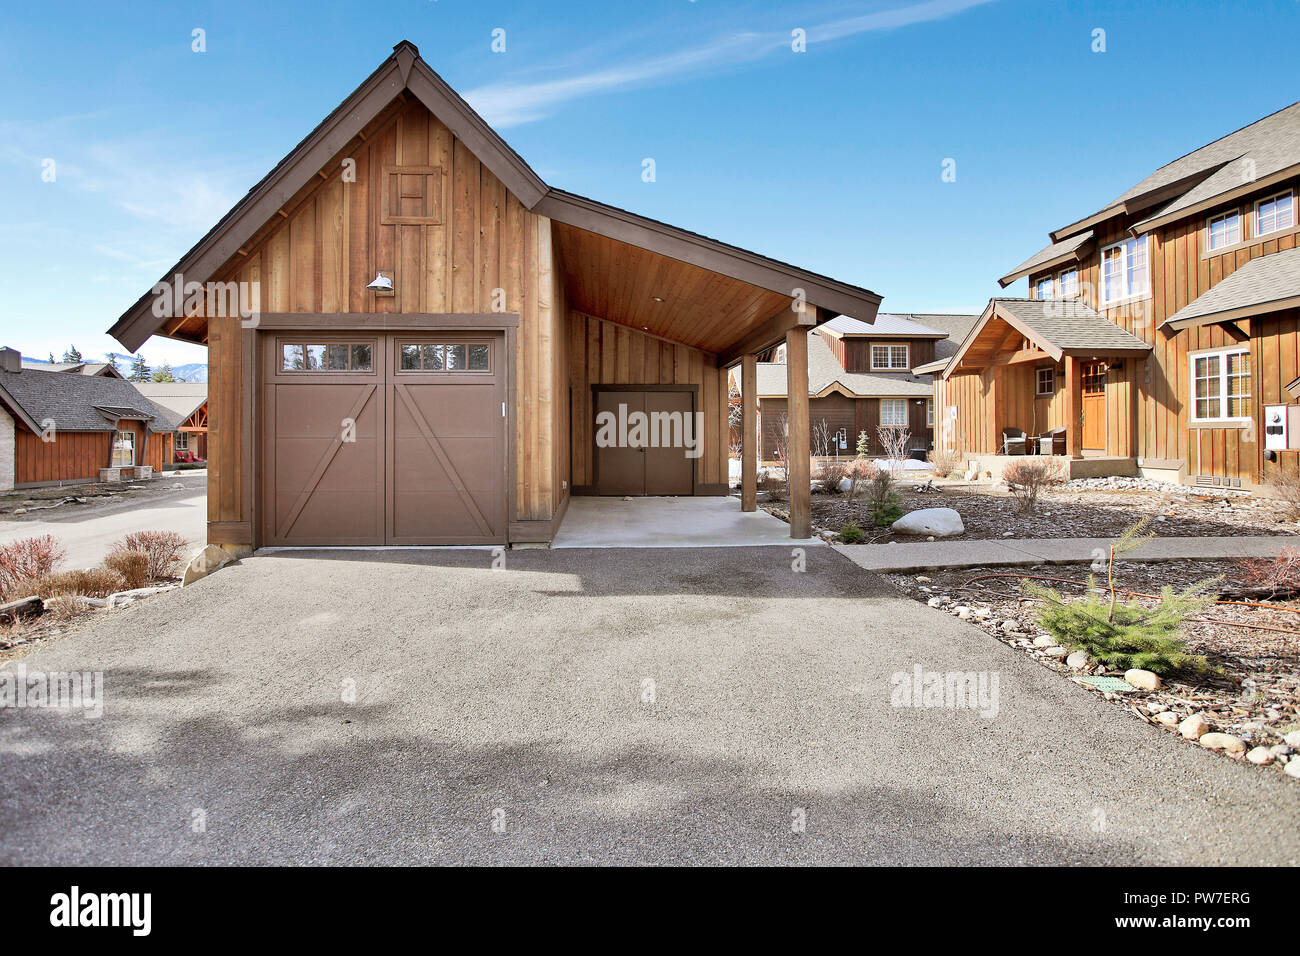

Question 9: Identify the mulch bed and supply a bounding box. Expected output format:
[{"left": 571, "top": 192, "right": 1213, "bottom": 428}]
[
  {"left": 797, "top": 483, "right": 1300, "bottom": 543},
  {"left": 887, "top": 559, "right": 1300, "bottom": 778}
]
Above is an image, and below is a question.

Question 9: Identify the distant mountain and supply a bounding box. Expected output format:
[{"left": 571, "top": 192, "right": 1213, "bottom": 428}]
[{"left": 171, "top": 363, "right": 208, "bottom": 383}]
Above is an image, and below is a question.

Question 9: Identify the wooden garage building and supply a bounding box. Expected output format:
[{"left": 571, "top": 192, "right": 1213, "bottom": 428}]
[{"left": 107, "top": 42, "right": 882, "bottom": 551}]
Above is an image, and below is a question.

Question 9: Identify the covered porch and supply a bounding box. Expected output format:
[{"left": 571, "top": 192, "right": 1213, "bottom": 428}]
[{"left": 937, "top": 298, "right": 1152, "bottom": 465}]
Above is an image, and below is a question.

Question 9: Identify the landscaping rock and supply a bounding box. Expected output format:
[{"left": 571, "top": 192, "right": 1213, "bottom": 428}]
[
  {"left": 891, "top": 508, "right": 964, "bottom": 538},
  {"left": 1246, "top": 746, "right": 1276, "bottom": 765},
  {"left": 1042, "top": 646, "right": 1069, "bottom": 659},
  {"left": 1179, "top": 713, "right": 1212, "bottom": 740},
  {"left": 1285, "top": 730, "right": 1300, "bottom": 749},
  {"left": 1154, "top": 711, "right": 1181, "bottom": 726},
  {"left": 1124, "top": 669, "right": 1163, "bottom": 691},
  {"left": 1066, "top": 651, "right": 1090, "bottom": 669},
  {"left": 1032, "top": 635, "right": 1058, "bottom": 648},
  {"left": 182, "top": 545, "right": 232, "bottom": 587},
  {"left": 107, "top": 586, "right": 175, "bottom": 609},
  {"left": 1198, "top": 732, "right": 1246, "bottom": 753},
  {"left": 1286, "top": 760, "right": 1300, "bottom": 780}
]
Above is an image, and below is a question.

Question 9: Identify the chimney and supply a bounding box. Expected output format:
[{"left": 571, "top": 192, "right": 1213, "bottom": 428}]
[{"left": 0, "top": 348, "right": 19, "bottom": 373}]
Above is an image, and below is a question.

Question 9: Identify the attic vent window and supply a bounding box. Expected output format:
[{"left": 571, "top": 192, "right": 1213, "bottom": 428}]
[{"left": 381, "top": 165, "right": 444, "bottom": 225}]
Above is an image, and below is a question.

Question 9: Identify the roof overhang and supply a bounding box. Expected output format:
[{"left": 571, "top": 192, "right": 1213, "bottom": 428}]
[
  {"left": 1163, "top": 294, "right": 1300, "bottom": 330},
  {"left": 1132, "top": 160, "right": 1300, "bottom": 235},
  {"left": 0, "top": 381, "right": 43, "bottom": 434},
  {"left": 997, "top": 235, "right": 1094, "bottom": 288},
  {"left": 1048, "top": 166, "right": 1230, "bottom": 243}
]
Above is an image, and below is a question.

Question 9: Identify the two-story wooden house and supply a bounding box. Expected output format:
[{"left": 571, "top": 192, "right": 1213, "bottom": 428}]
[
  {"left": 746, "top": 313, "right": 976, "bottom": 461},
  {"left": 933, "top": 101, "right": 1300, "bottom": 488}
]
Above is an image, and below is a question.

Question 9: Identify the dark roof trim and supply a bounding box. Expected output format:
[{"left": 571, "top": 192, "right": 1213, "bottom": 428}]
[
  {"left": 1132, "top": 161, "right": 1300, "bottom": 235},
  {"left": 0, "top": 381, "right": 42, "bottom": 434},
  {"left": 111, "top": 41, "right": 881, "bottom": 353},
  {"left": 1162, "top": 294, "right": 1300, "bottom": 330},
  {"left": 997, "top": 236, "right": 1094, "bottom": 288},
  {"left": 1047, "top": 167, "right": 1228, "bottom": 243},
  {"left": 537, "top": 190, "right": 881, "bottom": 320}
]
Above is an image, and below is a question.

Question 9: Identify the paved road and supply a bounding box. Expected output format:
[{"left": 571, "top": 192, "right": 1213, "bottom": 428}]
[
  {"left": 0, "top": 546, "right": 1296, "bottom": 865},
  {"left": 0, "top": 480, "right": 206, "bottom": 568}
]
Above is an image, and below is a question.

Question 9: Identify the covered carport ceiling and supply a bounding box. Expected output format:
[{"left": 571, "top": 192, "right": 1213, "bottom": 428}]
[{"left": 552, "top": 222, "right": 795, "bottom": 355}]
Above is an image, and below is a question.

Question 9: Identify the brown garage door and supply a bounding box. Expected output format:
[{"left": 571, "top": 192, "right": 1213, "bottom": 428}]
[
  {"left": 262, "top": 333, "right": 506, "bottom": 546},
  {"left": 593, "top": 388, "right": 695, "bottom": 496}
]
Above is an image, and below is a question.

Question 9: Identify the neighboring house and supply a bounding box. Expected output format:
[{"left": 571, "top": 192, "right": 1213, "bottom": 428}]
[
  {"left": 934, "top": 100, "right": 1300, "bottom": 488},
  {"left": 0, "top": 348, "right": 178, "bottom": 490},
  {"left": 106, "top": 42, "right": 883, "bottom": 549},
  {"left": 132, "top": 383, "right": 208, "bottom": 462},
  {"left": 745, "top": 314, "right": 977, "bottom": 460},
  {"left": 20, "top": 358, "right": 125, "bottom": 378}
]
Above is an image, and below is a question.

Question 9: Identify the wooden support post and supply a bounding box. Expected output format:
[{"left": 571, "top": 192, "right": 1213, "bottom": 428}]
[
  {"left": 1064, "top": 356, "right": 1081, "bottom": 459},
  {"left": 786, "top": 328, "right": 811, "bottom": 539},
  {"left": 741, "top": 354, "right": 757, "bottom": 512}
]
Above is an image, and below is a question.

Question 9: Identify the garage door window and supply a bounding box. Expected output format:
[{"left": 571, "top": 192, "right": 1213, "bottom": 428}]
[
  {"left": 281, "top": 342, "right": 372, "bottom": 372},
  {"left": 399, "top": 342, "right": 491, "bottom": 372}
]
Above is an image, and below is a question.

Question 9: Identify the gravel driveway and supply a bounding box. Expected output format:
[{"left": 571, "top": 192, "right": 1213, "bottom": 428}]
[{"left": 1, "top": 546, "right": 1296, "bottom": 865}]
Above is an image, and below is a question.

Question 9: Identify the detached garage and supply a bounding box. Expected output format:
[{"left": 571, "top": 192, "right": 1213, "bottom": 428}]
[{"left": 108, "top": 41, "right": 881, "bottom": 552}]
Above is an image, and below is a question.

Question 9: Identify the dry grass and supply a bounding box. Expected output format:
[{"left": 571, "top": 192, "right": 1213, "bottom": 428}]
[
  {"left": 105, "top": 550, "right": 150, "bottom": 590},
  {"left": 1003, "top": 459, "right": 1066, "bottom": 513},
  {"left": 816, "top": 460, "right": 848, "bottom": 495}
]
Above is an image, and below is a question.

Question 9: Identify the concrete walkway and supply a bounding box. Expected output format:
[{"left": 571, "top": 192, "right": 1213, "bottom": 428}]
[
  {"left": 552, "top": 496, "right": 811, "bottom": 548},
  {"left": 835, "top": 534, "right": 1298, "bottom": 573}
]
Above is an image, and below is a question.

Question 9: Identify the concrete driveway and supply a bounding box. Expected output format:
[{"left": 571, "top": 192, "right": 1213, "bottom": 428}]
[
  {"left": 1, "top": 545, "right": 1296, "bottom": 865},
  {"left": 0, "top": 477, "right": 206, "bottom": 568}
]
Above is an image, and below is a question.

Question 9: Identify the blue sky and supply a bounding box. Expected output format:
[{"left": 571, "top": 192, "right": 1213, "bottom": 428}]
[{"left": 2, "top": 0, "right": 1297, "bottom": 369}]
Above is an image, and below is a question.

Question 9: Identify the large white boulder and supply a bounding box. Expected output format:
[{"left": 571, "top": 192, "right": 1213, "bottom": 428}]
[
  {"left": 182, "top": 545, "right": 233, "bottom": 587},
  {"left": 892, "top": 507, "right": 964, "bottom": 538}
]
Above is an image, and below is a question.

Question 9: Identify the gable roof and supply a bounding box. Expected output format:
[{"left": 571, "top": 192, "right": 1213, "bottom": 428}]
[
  {"left": 131, "top": 382, "right": 208, "bottom": 421},
  {"left": 0, "top": 367, "right": 181, "bottom": 434},
  {"left": 941, "top": 298, "right": 1151, "bottom": 379},
  {"left": 1047, "top": 100, "right": 1300, "bottom": 243},
  {"left": 754, "top": 330, "right": 932, "bottom": 399},
  {"left": 998, "top": 230, "right": 1094, "bottom": 287},
  {"left": 109, "top": 41, "right": 881, "bottom": 353},
  {"left": 910, "top": 313, "right": 982, "bottom": 373},
  {"left": 1164, "top": 246, "right": 1300, "bottom": 329},
  {"left": 821, "top": 313, "right": 948, "bottom": 338}
]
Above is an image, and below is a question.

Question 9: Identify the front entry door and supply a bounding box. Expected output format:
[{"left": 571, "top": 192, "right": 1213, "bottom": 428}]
[
  {"left": 1081, "top": 360, "right": 1107, "bottom": 450},
  {"left": 593, "top": 389, "right": 695, "bottom": 496}
]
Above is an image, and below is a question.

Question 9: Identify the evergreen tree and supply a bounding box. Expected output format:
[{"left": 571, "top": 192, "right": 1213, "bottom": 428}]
[
  {"left": 47, "top": 352, "right": 56, "bottom": 364},
  {"left": 151, "top": 362, "right": 178, "bottom": 383},
  {"left": 104, "top": 352, "right": 120, "bottom": 375},
  {"left": 129, "top": 354, "right": 151, "bottom": 382},
  {"left": 62, "top": 345, "right": 83, "bottom": 363}
]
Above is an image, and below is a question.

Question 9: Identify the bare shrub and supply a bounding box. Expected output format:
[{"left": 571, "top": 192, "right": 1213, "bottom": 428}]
[
  {"left": 928, "top": 447, "right": 962, "bottom": 479},
  {"left": 105, "top": 550, "right": 150, "bottom": 590},
  {"left": 812, "top": 419, "right": 833, "bottom": 458},
  {"left": 845, "top": 458, "right": 876, "bottom": 502},
  {"left": 1002, "top": 459, "right": 1065, "bottom": 513},
  {"left": 44, "top": 594, "right": 93, "bottom": 622},
  {"left": 757, "top": 470, "right": 787, "bottom": 500},
  {"left": 1238, "top": 546, "right": 1300, "bottom": 595},
  {"left": 28, "top": 568, "right": 126, "bottom": 599},
  {"left": 817, "top": 460, "right": 847, "bottom": 494},
  {"left": 1268, "top": 469, "right": 1300, "bottom": 520},
  {"left": 112, "top": 530, "right": 188, "bottom": 580},
  {"left": 0, "top": 535, "right": 66, "bottom": 599},
  {"left": 877, "top": 426, "right": 912, "bottom": 466}
]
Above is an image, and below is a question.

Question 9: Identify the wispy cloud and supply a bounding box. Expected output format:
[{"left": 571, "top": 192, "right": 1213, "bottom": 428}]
[{"left": 465, "top": 0, "right": 998, "bottom": 127}]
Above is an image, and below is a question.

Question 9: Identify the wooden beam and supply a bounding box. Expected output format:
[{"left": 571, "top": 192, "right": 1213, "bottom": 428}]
[
  {"left": 718, "top": 304, "right": 821, "bottom": 368},
  {"left": 1064, "top": 355, "right": 1081, "bottom": 458},
  {"left": 786, "top": 327, "right": 811, "bottom": 539},
  {"left": 741, "top": 354, "right": 757, "bottom": 512},
  {"left": 991, "top": 347, "right": 1052, "bottom": 367}
]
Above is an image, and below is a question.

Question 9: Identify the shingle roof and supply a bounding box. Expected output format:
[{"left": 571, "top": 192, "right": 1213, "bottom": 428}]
[
  {"left": 754, "top": 330, "right": 933, "bottom": 399},
  {"left": 0, "top": 367, "right": 181, "bottom": 433},
  {"left": 822, "top": 313, "right": 949, "bottom": 337},
  {"left": 990, "top": 298, "right": 1152, "bottom": 354},
  {"left": 909, "top": 313, "right": 981, "bottom": 365},
  {"left": 1165, "top": 246, "right": 1300, "bottom": 328},
  {"left": 1056, "top": 100, "right": 1300, "bottom": 239},
  {"left": 132, "top": 382, "right": 208, "bottom": 421},
  {"left": 999, "top": 230, "right": 1093, "bottom": 287}
]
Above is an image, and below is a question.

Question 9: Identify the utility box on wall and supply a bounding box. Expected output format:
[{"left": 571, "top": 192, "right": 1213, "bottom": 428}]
[{"left": 1263, "top": 404, "right": 1300, "bottom": 452}]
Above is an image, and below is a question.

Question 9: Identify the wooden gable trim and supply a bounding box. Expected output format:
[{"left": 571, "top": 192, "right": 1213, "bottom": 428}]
[{"left": 943, "top": 302, "right": 1065, "bottom": 378}]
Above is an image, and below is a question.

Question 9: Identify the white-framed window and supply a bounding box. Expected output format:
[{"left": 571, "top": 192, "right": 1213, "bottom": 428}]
[
  {"left": 1255, "top": 190, "right": 1295, "bottom": 238},
  {"left": 1100, "top": 235, "right": 1150, "bottom": 304},
  {"left": 112, "top": 429, "right": 136, "bottom": 467},
  {"left": 1207, "top": 209, "right": 1241, "bottom": 251},
  {"left": 926, "top": 399, "right": 934, "bottom": 428},
  {"left": 1057, "top": 268, "right": 1079, "bottom": 298},
  {"left": 880, "top": 398, "right": 908, "bottom": 427},
  {"left": 871, "top": 344, "right": 910, "bottom": 370},
  {"left": 174, "top": 431, "right": 189, "bottom": 451},
  {"left": 1190, "top": 347, "right": 1251, "bottom": 422},
  {"left": 1036, "top": 367, "right": 1055, "bottom": 395},
  {"left": 1034, "top": 276, "right": 1054, "bottom": 300}
]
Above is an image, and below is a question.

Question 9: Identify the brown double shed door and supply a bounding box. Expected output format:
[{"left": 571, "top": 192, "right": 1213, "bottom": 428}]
[
  {"left": 262, "top": 332, "right": 506, "bottom": 547},
  {"left": 593, "top": 388, "right": 695, "bottom": 496}
]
